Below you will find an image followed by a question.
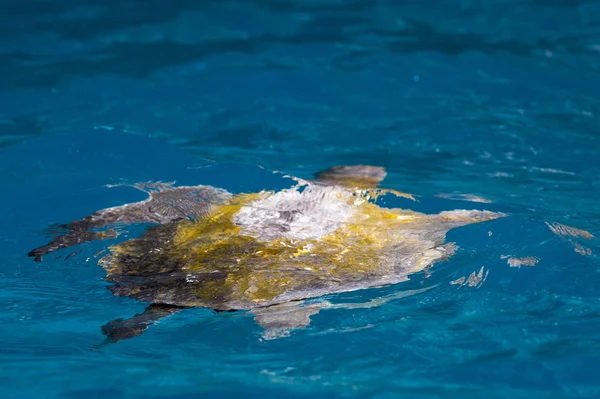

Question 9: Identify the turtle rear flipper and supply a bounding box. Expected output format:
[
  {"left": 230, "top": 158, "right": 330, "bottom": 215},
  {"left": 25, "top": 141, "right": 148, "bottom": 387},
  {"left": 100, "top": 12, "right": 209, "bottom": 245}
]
[
  {"left": 252, "top": 301, "right": 330, "bottom": 340},
  {"left": 252, "top": 286, "right": 435, "bottom": 340},
  {"left": 28, "top": 184, "right": 230, "bottom": 261},
  {"left": 101, "top": 304, "right": 184, "bottom": 343}
]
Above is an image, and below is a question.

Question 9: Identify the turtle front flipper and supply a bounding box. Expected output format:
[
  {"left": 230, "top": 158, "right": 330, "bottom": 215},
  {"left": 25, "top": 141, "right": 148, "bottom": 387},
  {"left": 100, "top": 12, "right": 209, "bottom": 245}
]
[
  {"left": 28, "top": 224, "right": 118, "bottom": 262},
  {"left": 101, "top": 304, "right": 184, "bottom": 343},
  {"left": 28, "top": 184, "right": 231, "bottom": 261}
]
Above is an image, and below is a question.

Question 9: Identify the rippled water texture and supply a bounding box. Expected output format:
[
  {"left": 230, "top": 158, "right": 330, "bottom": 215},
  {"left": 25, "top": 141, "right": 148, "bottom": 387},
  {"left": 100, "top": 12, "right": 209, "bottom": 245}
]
[{"left": 1, "top": 1, "right": 599, "bottom": 398}]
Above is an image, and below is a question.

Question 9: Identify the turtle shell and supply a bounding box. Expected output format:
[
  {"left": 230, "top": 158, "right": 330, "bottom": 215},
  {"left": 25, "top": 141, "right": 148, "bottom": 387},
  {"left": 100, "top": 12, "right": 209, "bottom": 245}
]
[{"left": 100, "top": 183, "right": 501, "bottom": 310}]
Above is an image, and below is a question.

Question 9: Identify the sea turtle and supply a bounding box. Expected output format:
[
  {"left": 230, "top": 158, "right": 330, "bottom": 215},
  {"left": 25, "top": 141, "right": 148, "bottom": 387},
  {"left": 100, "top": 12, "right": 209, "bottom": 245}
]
[{"left": 29, "top": 165, "right": 503, "bottom": 342}]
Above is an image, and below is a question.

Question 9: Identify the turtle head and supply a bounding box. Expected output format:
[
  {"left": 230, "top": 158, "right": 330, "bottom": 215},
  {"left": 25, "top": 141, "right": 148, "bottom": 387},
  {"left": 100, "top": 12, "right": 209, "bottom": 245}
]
[{"left": 313, "top": 165, "right": 387, "bottom": 189}]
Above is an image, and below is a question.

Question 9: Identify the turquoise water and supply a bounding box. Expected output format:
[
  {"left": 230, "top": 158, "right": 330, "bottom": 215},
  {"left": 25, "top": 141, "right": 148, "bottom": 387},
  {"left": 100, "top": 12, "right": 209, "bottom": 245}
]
[{"left": 1, "top": 1, "right": 600, "bottom": 398}]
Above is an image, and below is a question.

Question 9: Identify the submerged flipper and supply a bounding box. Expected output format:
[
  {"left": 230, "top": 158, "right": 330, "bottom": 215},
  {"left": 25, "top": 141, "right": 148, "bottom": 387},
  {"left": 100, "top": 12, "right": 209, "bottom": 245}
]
[
  {"left": 101, "top": 304, "right": 184, "bottom": 343},
  {"left": 252, "top": 287, "right": 435, "bottom": 340},
  {"left": 252, "top": 301, "right": 330, "bottom": 340},
  {"left": 28, "top": 183, "right": 230, "bottom": 261}
]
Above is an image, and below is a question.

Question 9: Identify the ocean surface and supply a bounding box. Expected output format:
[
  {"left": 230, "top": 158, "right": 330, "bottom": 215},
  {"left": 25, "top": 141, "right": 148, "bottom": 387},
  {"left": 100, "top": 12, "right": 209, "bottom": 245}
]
[{"left": 1, "top": 1, "right": 599, "bottom": 398}]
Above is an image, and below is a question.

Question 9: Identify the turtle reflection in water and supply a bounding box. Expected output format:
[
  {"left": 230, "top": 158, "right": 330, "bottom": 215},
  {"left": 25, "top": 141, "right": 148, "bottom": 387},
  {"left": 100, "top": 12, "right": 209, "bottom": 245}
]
[{"left": 29, "top": 165, "right": 502, "bottom": 342}]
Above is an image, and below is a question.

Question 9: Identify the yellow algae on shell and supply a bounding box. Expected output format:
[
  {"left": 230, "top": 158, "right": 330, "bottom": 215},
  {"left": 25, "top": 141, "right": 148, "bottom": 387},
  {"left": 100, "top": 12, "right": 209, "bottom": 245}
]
[
  {"left": 173, "top": 193, "right": 261, "bottom": 245},
  {"left": 162, "top": 193, "right": 428, "bottom": 304}
]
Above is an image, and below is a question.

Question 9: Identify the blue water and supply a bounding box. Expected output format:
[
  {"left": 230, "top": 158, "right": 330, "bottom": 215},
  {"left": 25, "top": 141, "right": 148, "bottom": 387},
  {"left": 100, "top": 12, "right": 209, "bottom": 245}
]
[{"left": 1, "top": 1, "right": 600, "bottom": 398}]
